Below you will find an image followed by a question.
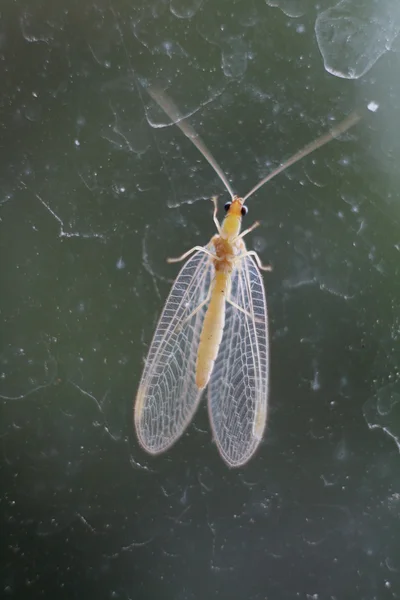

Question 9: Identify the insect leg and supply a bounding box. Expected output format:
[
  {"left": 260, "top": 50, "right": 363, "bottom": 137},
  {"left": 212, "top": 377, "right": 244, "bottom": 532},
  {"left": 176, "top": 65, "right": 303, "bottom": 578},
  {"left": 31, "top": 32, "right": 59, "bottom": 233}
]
[
  {"left": 245, "top": 251, "right": 272, "bottom": 272},
  {"left": 174, "top": 288, "right": 213, "bottom": 332},
  {"left": 234, "top": 250, "right": 272, "bottom": 272},
  {"left": 226, "top": 276, "right": 255, "bottom": 319},
  {"left": 226, "top": 297, "right": 254, "bottom": 319},
  {"left": 226, "top": 270, "right": 264, "bottom": 324},
  {"left": 233, "top": 222, "right": 272, "bottom": 270},
  {"left": 211, "top": 196, "right": 222, "bottom": 234},
  {"left": 233, "top": 220, "right": 260, "bottom": 241},
  {"left": 167, "top": 245, "right": 215, "bottom": 263}
]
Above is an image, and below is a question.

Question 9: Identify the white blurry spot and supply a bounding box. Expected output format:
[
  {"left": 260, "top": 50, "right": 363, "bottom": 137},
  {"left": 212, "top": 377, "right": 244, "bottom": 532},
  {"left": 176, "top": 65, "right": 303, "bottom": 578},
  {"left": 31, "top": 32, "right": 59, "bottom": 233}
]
[
  {"left": 162, "top": 40, "right": 173, "bottom": 56},
  {"left": 387, "top": 493, "right": 400, "bottom": 516},
  {"left": 116, "top": 257, "right": 126, "bottom": 270},
  {"left": 367, "top": 101, "right": 379, "bottom": 113},
  {"left": 74, "top": 139, "right": 80, "bottom": 147},
  {"left": 315, "top": 0, "right": 400, "bottom": 79},
  {"left": 296, "top": 24, "right": 306, "bottom": 34},
  {"left": 1, "top": 192, "right": 13, "bottom": 206},
  {"left": 339, "top": 156, "right": 350, "bottom": 167},
  {"left": 170, "top": 0, "right": 203, "bottom": 19},
  {"left": 32, "top": 91, "right": 38, "bottom": 98},
  {"left": 321, "top": 474, "right": 336, "bottom": 487},
  {"left": 252, "top": 235, "right": 267, "bottom": 253},
  {"left": 386, "top": 557, "right": 398, "bottom": 572},
  {"left": 221, "top": 36, "right": 248, "bottom": 78},
  {"left": 24, "top": 102, "right": 41, "bottom": 122},
  {"left": 158, "top": 39, "right": 189, "bottom": 58},
  {"left": 311, "top": 369, "right": 320, "bottom": 391},
  {"left": 334, "top": 438, "right": 347, "bottom": 461},
  {"left": 385, "top": 581, "right": 391, "bottom": 589},
  {"left": 112, "top": 184, "right": 126, "bottom": 196}
]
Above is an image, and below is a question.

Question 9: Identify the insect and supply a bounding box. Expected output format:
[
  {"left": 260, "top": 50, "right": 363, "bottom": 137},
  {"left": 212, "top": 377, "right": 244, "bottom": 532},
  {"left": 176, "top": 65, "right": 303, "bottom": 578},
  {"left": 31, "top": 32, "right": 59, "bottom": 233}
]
[{"left": 134, "top": 87, "right": 360, "bottom": 467}]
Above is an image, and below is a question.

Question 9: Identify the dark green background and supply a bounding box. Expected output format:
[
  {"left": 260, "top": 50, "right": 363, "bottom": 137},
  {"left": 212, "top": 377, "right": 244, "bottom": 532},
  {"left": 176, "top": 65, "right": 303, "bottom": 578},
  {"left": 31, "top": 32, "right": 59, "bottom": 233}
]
[{"left": 1, "top": 1, "right": 400, "bottom": 598}]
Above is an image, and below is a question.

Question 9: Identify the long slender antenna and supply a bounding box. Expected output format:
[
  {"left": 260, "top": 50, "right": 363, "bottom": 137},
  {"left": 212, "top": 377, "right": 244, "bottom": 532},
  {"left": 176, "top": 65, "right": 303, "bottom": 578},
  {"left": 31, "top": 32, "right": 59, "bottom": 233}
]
[
  {"left": 147, "top": 86, "right": 235, "bottom": 200},
  {"left": 243, "top": 111, "right": 361, "bottom": 203}
]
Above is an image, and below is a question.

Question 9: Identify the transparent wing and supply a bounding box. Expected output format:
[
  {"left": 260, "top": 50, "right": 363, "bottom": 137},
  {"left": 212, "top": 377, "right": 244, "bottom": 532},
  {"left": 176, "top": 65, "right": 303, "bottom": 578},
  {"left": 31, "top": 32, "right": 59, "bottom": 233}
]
[
  {"left": 208, "top": 254, "right": 269, "bottom": 467},
  {"left": 135, "top": 247, "right": 214, "bottom": 454}
]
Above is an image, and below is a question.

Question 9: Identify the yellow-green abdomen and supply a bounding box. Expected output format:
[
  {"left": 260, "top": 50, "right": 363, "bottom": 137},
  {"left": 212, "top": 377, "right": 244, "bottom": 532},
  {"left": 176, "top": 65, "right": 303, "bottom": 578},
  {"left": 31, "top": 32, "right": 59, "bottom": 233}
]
[{"left": 196, "top": 271, "right": 229, "bottom": 389}]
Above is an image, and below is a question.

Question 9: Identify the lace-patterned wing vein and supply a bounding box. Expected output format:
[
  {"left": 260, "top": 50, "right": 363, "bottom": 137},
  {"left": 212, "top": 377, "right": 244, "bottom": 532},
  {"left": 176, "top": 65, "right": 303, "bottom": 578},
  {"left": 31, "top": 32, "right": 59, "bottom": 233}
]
[
  {"left": 135, "top": 247, "right": 214, "bottom": 453},
  {"left": 208, "top": 254, "right": 268, "bottom": 467}
]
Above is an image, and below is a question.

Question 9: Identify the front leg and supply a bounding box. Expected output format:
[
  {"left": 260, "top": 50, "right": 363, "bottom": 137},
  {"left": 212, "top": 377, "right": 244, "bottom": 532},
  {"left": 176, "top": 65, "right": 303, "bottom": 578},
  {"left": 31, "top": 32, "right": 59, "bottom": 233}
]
[{"left": 211, "top": 196, "right": 222, "bottom": 234}]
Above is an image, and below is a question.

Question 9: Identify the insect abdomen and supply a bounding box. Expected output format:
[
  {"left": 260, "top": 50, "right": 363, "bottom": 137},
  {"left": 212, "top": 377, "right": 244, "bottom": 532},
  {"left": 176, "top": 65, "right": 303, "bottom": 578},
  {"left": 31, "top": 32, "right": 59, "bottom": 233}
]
[{"left": 196, "top": 271, "right": 228, "bottom": 389}]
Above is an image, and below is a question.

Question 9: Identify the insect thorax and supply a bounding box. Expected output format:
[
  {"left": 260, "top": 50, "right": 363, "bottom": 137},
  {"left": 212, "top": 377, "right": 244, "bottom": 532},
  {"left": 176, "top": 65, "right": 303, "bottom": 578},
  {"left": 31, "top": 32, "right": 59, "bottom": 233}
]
[{"left": 211, "top": 234, "right": 244, "bottom": 272}]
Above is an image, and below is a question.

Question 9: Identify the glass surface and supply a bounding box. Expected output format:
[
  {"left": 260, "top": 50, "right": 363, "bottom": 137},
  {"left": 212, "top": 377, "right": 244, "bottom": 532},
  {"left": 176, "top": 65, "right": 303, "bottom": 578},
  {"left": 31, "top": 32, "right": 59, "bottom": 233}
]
[{"left": 1, "top": 1, "right": 400, "bottom": 598}]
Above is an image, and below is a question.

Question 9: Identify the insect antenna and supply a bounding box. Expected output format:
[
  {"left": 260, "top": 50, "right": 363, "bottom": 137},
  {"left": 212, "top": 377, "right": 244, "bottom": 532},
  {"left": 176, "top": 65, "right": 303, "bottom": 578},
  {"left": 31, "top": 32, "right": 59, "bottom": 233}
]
[
  {"left": 147, "top": 85, "right": 235, "bottom": 200},
  {"left": 242, "top": 111, "right": 361, "bottom": 203}
]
